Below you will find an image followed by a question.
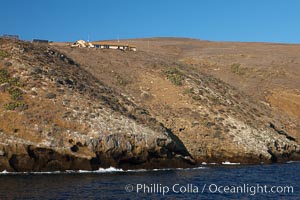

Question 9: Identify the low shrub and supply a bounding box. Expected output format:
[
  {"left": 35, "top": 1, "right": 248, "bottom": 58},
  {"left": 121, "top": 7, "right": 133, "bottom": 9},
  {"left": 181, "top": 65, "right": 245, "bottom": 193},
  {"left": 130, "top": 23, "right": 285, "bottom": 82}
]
[
  {"left": 0, "top": 69, "right": 9, "bottom": 83},
  {"left": 4, "top": 101, "right": 26, "bottom": 110},
  {"left": 163, "top": 67, "right": 184, "bottom": 86},
  {"left": 8, "top": 87, "right": 23, "bottom": 100},
  {"left": 0, "top": 50, "right": 10, "bottom": 58},
  {"left": 230, "top": 63, "right": 247, "bottom": 75},
  {"left": 183, "top": 87, "right": 194, "bottom": 95}
]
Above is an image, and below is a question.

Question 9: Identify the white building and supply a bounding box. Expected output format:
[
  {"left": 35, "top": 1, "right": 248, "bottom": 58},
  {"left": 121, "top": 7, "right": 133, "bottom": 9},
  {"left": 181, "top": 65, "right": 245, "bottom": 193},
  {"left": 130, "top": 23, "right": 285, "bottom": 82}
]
[{"left": 92, "top": 42, "right": 137, "bottom": 51}]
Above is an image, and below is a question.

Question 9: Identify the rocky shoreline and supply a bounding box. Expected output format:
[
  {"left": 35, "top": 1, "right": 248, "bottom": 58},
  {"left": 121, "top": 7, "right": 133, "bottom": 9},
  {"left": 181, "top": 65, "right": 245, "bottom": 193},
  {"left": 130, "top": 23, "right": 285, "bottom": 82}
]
[{"left": 0, "top": 39, "right": 299, "bottom": 172}]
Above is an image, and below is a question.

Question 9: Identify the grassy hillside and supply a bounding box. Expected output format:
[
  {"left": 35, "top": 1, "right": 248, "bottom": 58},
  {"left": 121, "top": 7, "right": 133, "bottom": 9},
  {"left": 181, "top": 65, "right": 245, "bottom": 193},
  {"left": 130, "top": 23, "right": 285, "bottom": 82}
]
[{"left": 0, "top": 38, "right": 299, "bottom": 172}]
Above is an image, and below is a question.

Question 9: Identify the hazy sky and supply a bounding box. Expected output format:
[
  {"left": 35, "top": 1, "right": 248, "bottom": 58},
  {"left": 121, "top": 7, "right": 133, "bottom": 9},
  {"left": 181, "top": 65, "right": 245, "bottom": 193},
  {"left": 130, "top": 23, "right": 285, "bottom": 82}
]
[{"left": 1, "top": 0, "right": 300, "bottom": 43}]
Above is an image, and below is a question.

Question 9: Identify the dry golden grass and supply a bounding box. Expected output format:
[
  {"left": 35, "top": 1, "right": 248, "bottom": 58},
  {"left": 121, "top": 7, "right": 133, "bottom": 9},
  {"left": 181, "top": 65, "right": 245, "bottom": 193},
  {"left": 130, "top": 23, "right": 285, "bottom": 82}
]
[{"left": 267, "top": 89, "right": 300, "bottom": 120}]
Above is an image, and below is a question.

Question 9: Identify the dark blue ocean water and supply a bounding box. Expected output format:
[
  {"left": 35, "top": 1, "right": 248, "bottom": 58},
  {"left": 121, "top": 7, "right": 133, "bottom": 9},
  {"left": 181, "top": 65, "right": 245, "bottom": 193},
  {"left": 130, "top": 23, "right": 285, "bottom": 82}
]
[{"left": 0, "top": 162, "right": 299, "bottom": 200}]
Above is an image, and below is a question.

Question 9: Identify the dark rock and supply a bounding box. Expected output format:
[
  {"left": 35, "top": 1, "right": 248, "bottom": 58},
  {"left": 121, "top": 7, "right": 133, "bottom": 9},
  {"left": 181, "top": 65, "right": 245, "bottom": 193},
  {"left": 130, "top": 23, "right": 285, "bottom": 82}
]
[
  {"left": 31, "top": 91, "right": 38, "bottom": 96},
  {"left": 76, "top": 142, "right": 83, "bottom": 147},
  {"left": 207, "top": 122, "right": 215, "bottom": 127},
  {"left": 70, "top": 145, "right": 79, "bottom": 152},
  {"left": 65, "top": 79, "right": 73, "bottom": 85},
  {"left": 0, "top": 83, "right": 9, "bottom": 92},
  {"left": 31, "top": 67, "right": 43, "bottom": 74},
  {"left": 56, "top": 88, "right": 64, "bottom": 93},
  {"left": 4, "top": 62, "right": 12, "bottom": 67},
  {"left": 26, "top": 146, "right": 69, "bottom": 171},
  {"left": 63, "top": 111, "right": 71, "bottom": 118},
  {"left": 0, "top": 157, "right": 13, "bottom": 171},
  {"left": 156, "top": 138, "right": 166, "bottom": 147},
  {"left": 9, "top": 154, "right": 35, "bottom": 172},
  {"left": 179, "top": 127, "right": 185, "bottom": 132},
  {"left": 56, "top": 78, "right": 64, "bottom": 85},
  {"left": 45, "top": 160, "right": 65, "bottom": 171},
  {"left": 270, "top": 122, "right": 296, "bottom": 141},
  {"left": 73, "top": 106, "right": 80, "bottom": 110},
  {"left": 45, "top": 92, "right": 56, "bottom": 99},
  {"left": 72, "top": 157, "right": 92, "bottom": 170},
  {"left": 48, "top": 69, "right": 57, "bottom": 76}
]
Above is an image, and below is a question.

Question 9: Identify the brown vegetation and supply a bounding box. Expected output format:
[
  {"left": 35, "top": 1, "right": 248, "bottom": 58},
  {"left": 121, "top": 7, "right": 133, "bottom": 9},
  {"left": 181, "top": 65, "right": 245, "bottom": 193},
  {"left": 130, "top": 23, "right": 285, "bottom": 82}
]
[{"left": 0, "top": 37, "right": 299, "bottom": 172}]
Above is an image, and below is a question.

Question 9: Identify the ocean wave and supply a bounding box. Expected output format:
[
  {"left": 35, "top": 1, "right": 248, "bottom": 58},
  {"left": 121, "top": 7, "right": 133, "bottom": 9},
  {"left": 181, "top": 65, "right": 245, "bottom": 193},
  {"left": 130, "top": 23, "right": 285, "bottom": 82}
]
[
  {"left": 0, "top": 166, "right": 206, "bottom": 175},
  {"left": 0, "top": 170, "right": 63, "bottom": 175},
  {"left": 201, "top": 162, "right": 218, "bottom": 165},
  {"left": 77, "top": 167, "right": 124, "bottom": 173},
  {"left": 222, "top": 161, "right": 240, "bottom": 165},
  {"left": 286, "top": 161, "right": 300, "bottom": 164},
  {"left": 73, "top": 166, "right": 206, "bottom": 173},
  {"left": 0, "top": 170, "right": 9, "bottom": 174}
]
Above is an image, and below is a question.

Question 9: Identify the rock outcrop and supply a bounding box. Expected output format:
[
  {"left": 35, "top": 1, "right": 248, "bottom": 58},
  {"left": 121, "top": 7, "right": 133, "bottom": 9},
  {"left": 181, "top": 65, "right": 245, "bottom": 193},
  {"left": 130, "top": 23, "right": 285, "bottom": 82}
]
[{"left": 0, "top": 39, "right": 193, "bottom": 172}]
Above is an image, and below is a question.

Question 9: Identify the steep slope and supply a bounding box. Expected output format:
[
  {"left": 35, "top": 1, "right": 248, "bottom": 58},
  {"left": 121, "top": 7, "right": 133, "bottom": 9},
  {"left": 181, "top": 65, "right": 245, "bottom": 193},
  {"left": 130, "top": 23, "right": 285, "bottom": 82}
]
[
  {"left": 0, "top": 39, "right": 193, "bottom": 172},
  {"left": 0, "top": 38, "right": 299, "bottom": 172},
  {"left": 55, "top": 40, "right": 300, "bottom": 164},
  {"left": 125, "top": 38, "right": 300, "bottom": 140}
]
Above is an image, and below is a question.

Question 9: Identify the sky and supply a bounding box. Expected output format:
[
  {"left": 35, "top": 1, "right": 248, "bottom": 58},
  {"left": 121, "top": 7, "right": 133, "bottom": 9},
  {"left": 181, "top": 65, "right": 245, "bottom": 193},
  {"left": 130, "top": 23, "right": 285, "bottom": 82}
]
[{"left": 1, "top": 0, "right": 300, "bottom": 43}]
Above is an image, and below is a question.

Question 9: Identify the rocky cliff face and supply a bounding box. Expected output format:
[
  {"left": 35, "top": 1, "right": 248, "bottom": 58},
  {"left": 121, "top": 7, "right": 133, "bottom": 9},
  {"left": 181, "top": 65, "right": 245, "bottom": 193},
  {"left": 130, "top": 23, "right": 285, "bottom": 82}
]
[
  {"left": 0, "top": 39, "right": 299, "bottom": 172},
  {"left": 0, "top": 39, "right": 193, "bottom": 172}
]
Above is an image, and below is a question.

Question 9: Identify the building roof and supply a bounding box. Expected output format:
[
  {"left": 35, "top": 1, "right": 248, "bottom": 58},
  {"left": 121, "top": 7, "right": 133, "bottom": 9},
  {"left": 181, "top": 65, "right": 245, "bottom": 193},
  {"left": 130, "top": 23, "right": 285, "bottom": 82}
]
[
  {"left": 1, "top": 34, "right": 19, "bottom": 39},
  {"left": 33, "top": 39, "right": 49, "bottom": 43}
]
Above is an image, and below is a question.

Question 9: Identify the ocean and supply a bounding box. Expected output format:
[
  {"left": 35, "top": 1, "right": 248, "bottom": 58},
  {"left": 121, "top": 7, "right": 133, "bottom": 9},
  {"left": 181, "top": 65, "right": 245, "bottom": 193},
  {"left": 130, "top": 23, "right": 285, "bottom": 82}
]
[{"left": 0, "top": 162, "right": 299, "bottom": 199}]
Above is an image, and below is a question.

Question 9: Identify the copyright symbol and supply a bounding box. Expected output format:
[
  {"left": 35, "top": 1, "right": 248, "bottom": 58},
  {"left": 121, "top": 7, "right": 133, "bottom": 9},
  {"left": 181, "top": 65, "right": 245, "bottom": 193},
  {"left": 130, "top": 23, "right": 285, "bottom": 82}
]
[{"left": 125, "top": 184, "right": 134, "bottom": 192}]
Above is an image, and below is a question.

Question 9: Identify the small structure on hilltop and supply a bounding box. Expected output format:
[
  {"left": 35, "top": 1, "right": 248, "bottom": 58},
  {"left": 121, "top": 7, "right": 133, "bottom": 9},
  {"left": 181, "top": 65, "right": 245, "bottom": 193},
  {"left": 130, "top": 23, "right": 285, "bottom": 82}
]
[
  {"left": 92, "top": 42, "right": 137, "bottom": 51},
  {"left": 69, "top": 40, "right": 137, "bottom": 51},
  {"left": 71, "top": 40, "right": 94, "bottom": 48},
  {"left": 1, "top": 34, "right": 19, "bottom": 40},
  {"left": 33, "top": 39, "right": 49, "bottom": 44}
]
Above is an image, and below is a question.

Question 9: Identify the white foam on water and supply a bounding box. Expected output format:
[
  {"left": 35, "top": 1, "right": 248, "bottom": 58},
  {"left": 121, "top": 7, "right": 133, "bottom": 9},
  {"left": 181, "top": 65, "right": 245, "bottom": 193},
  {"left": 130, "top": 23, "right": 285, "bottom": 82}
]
[
  {"left": 222, "top": 161, "right": 240, "bottom": 165},
  {"left": 0, "top": 170, "right": 62, "bottom": 175},
  {"left": 88, "top": 166, "right": 206, "bottom": 173},
  {"left": 78, "top": 167, "right": 124, "bottom": 173},
  {"left": 97, "top": 166, "right": 124, "bottom": 172},
  {"left": 0, "top": 166, "right": 206, "bottom": 175},
  {"left": 31, "top": 171, "right": 62, "bottom": 174},
  {"left": 286, "top": 161, "right": 300, "bottom": 164},
  {"left": 126, "top": 169, "right": 148, "bottom": 172}
]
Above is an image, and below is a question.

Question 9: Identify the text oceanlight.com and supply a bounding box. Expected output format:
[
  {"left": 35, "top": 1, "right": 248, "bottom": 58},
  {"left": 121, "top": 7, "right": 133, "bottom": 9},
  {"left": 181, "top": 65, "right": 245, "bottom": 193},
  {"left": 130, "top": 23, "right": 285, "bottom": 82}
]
[{"left": 125, "top": 183, "right": 294, "bottom": 196}]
